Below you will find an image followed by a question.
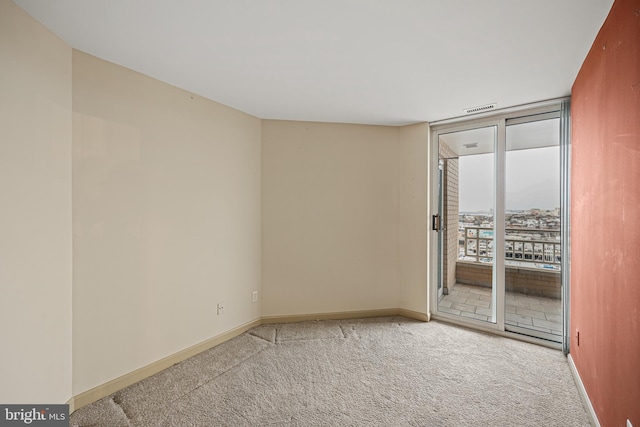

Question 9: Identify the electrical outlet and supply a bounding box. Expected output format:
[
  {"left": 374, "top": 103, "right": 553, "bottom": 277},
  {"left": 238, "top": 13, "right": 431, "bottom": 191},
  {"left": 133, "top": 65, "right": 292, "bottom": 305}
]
[
  {"left": 252, "top": 291, "right": 259, "bottom": 303},
  {"left": 217, "top": 302, "right": 225, "bottom": 315}
]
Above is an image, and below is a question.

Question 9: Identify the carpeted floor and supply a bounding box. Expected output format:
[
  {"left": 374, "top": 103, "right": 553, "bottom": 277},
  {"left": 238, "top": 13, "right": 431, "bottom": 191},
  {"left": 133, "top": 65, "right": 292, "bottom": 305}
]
[{"left": 70, "top": 317, "right": 591, "bottom": 426}]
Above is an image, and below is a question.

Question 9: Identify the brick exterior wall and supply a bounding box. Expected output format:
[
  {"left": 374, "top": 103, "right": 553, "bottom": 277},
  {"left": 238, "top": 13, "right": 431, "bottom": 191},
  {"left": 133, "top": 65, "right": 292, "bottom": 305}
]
[
  {"left": 439, "top": 143, "right": 459, "bottom": 295},
  {"left": 456, "top": 261, "right": 561, "bottom": 299}
]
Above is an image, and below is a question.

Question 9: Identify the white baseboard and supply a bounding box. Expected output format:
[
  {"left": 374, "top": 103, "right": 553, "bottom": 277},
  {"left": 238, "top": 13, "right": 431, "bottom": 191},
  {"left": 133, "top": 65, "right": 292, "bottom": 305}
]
[
  {"left": 72, "top": 318, "right": 261, "bottom": 412},
  {"left": 261, "top": 308, "right": 398, "bottom": 323},
  {"left": 398, "top": 308, "right": 430, "bottom": 322},
  {"left": 70, "top": 309, "right": 429, "bottom": 412},
  {"left": 568, "top": 353, "right": 600, "bottom": 427},
  {"left": 262, "top": 308, "right": 430, "bottom": 324},
  {"left": 66, "top": 396, "right": 75, "bottom": 414}
]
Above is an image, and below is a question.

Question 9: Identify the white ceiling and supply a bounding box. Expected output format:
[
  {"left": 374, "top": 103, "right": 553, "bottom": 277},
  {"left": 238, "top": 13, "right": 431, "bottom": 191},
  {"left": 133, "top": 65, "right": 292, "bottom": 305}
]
[
  {"left": 439, "top": 118, "right": 561, "bottom": 157},
  {"left": 15, "top": 0, "right": 613, "bottom": 125}
]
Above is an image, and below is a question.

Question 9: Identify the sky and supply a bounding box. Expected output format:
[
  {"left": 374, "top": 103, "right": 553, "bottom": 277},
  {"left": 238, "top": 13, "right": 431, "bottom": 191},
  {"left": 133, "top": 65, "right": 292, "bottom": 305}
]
[{"left": 458, "top": 146, "right": 560, "bottom": 212}]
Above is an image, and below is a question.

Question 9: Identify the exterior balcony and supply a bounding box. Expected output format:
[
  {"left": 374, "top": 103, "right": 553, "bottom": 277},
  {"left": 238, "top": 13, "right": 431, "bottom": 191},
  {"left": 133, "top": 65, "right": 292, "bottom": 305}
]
[
  {"left": 439, "top": 226, "right": 562, "bottom": 336},
  {"left": 440, "top": 283, "right": 563, "bottom": 336}
]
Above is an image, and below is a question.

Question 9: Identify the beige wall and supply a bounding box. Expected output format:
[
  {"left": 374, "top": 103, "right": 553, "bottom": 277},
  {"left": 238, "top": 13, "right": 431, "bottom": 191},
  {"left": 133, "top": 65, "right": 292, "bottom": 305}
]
[
  {"left": 398, "top": 123, "right": 429, "bottom": 314},
  {"left": 262, "top": 120, "right": 428, "bottom": 317},
  {"left": 2, "top": 1, "right": 430, "bottom": 402},
  {"left": 0, "top": 0, "right": 73, "bottom": 403},
  {"left": 72, "top": 51, "right": 261, "bottom": 394}
]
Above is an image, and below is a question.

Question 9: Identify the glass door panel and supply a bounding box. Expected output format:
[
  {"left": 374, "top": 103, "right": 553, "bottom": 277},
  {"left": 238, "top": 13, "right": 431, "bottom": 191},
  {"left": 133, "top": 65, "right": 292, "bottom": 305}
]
[
  {"left": 504, "top": 118, "right": 562, "bottom": 342},
  {"left": 432, "top": 104, "right": 568, "bottom": 348},
  {"left": 436, "top": 126, "right": 497, "bottom": 324}
]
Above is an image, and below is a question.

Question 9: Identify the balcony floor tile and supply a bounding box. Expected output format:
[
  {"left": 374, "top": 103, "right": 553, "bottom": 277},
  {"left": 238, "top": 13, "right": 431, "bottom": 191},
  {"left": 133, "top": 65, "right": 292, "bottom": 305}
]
[
  {"left": 475, "top": 307, "right": 492, "bottom": 317},
  {"left": 515, "top": 307, "right": 547, "bottom": 320},
  {"left": 506, "top": 312, "right": 533, "bottom": 325},
  {"left": 460, "top": 311, "right": 489, "bottom": 321},
  {"left": 438, "top": 283, "right": 562, "bottom": 337},
  {"left": 469, "top": 299, "right": 491, "bottom": 309},
  {"left": 451, "top": 302, "right": 477, "bottom": 313}
]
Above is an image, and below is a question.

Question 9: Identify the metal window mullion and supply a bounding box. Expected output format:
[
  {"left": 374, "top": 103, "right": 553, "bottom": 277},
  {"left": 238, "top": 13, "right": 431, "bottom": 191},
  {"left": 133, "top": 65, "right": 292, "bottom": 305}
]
[
  {"left": 560, "top": 100, "right": 571, "bottom": 355},
  {"left": 494, "top": 122, "right": 506, "bottom": 329}
]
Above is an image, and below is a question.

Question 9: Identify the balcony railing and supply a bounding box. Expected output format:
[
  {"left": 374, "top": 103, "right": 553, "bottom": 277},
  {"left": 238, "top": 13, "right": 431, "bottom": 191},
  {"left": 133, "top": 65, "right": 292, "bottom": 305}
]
[{"left": 461, "top": 226, "right": 561, "bottom": 267}]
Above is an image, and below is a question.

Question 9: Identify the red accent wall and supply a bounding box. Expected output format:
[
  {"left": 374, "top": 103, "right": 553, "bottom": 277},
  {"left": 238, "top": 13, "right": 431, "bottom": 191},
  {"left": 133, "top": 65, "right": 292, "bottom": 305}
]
[{"left": 571, "top": 0, "right": 640, "bottom": 426}]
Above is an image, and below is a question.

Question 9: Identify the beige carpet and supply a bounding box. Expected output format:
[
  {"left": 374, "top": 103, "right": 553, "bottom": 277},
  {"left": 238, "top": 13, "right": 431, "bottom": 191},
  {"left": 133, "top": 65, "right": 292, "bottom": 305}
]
[{"left": 70, "top": 317, "right": 591, "bottom": 426}]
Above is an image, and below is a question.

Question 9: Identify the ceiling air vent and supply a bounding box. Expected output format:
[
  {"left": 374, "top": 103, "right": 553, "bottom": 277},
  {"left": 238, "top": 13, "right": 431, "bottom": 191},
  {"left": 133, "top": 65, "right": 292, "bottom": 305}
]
[{"left": 464, "top": 103, "right": 497, "bottom": 115}]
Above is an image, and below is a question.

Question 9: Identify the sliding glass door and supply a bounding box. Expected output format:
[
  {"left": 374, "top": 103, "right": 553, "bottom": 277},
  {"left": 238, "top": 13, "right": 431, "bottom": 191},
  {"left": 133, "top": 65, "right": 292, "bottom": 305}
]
[
  {"left": 503, "top": 116, "right": 562, "bottom": 341},
  {"left": 431, "top": 103, "right": 568, "bottom": 346},
  {"left": 435, "top": 126, "right": 497, "bottom": 325}
]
